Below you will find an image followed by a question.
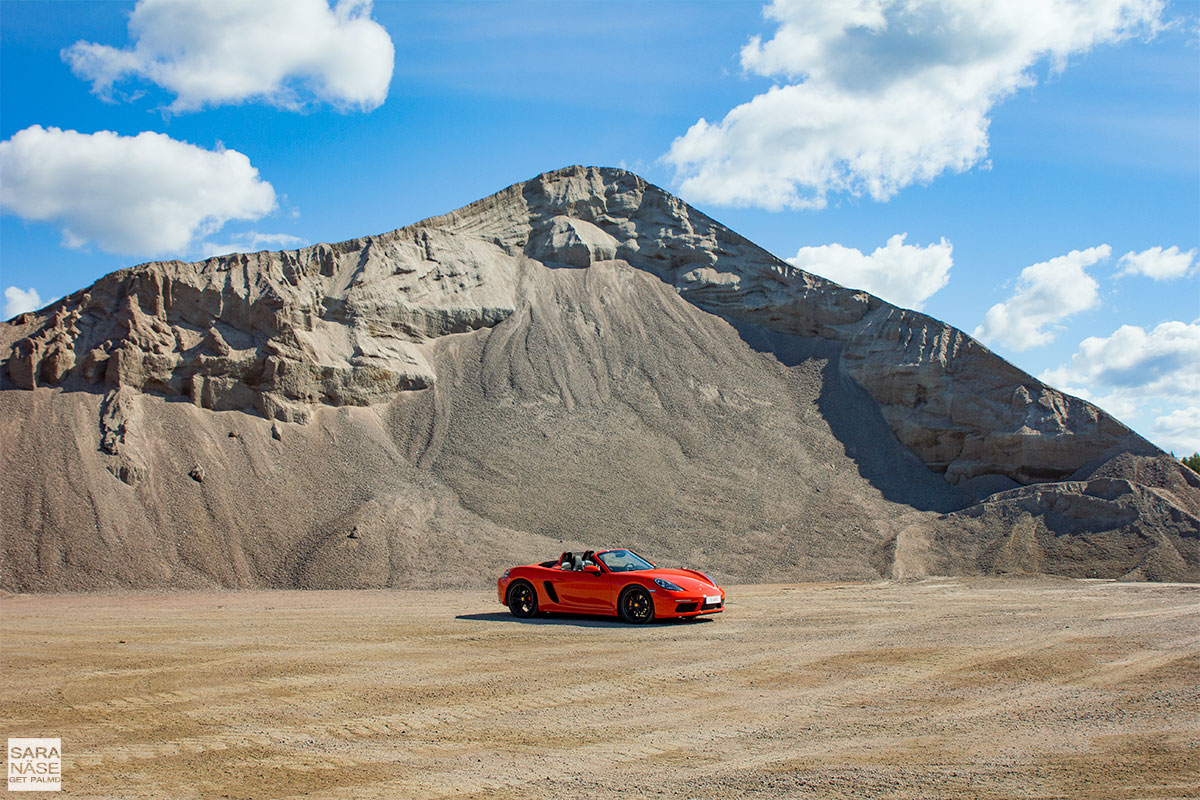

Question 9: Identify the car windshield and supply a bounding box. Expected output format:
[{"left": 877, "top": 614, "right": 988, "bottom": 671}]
[{"left": 597, "top": 550, "right": 654, "bottom": 572}]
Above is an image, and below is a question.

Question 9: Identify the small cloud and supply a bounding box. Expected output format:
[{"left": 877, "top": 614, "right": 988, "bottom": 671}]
[
  {"left": 0, "top": 125, "right": 276, "bottom": 257},
  {"left": 4, "top": 286, "right": 43, "bottom": 318},
  {"left": 1116, "top": 245, "right": 1197, "bottom": 280},
  {"left": 62, "top": 0, "right": 395, "bottom": 113},
  {"left": 1041, "top": 319, "right": 1200, "bottom": 398},
  {"left": 1041, "top": 320, "right": 1200, "bottom": 451},
  {"left": 1152, "top": 406, "right": 1200, "bottom": 455},
  {"left": 200, "top": 232, "right": 306, "bottom": 259},
  {"left": 973, "top": 245, "right": 1110, "bottom": 351},
  {"left": 787, "top": 233, "right": 952, "bottom": 311}
]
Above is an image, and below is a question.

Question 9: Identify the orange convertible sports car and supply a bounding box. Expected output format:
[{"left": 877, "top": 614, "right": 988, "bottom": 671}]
[{"left": 497, "top": 549, "right": 725, "bottom": 623}]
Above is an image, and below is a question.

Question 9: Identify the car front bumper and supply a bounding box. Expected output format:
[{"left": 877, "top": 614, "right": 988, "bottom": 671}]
[{"left": 653, "top": 590, "right": 725, "bottom": 618}]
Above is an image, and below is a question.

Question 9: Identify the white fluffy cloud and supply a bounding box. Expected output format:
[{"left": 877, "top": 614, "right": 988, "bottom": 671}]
[
  {"left": 1041, "top": 320, "right": 1200, "bottom": 452},
  {"left": 63, "top": 0, "right": 394, "bottom": 112},
  {"left": 4, "top": 287, "right": 43, "bottom": 319},
  {"left": 1117, "top": 245, "right": 1197, "bottom": 280},
  {"left": 973, "top": 245, "right": 1110, "bottom": 351},
  {"left": 1152, "top": 407, "right": 1200, "bottom": 455},
  {"left": 0, "top": 125, "right": 276, "bottom": 256},
  {"left": 1041, "top": 320, "right": 1200, "bottom": 398},
  {"left": 665, "top": 0, "right": 1164, "bottom": 209},
  {"left": 787, "top": 233, "right": 952, "bottom": 310}
]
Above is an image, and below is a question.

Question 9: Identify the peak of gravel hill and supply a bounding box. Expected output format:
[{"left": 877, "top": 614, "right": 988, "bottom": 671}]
[{"left": 1, "top": 165, "right": 1155, "bottom": 486}]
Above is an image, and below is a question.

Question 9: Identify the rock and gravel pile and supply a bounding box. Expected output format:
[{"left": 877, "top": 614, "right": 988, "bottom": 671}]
[{"left": 2, "top": 166, "right": 1196, "bottom": 590}]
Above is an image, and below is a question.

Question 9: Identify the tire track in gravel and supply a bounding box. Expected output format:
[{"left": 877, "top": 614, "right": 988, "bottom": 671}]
[
  {"left": 63, "top": 631, "right": 778, "bottom": 776},
  {"left": 5, "top": 581, "right": 1197, "bottom": 800}
]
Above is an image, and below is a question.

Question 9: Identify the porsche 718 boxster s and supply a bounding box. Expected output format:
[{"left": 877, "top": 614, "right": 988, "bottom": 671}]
[{"left": 497, "top": 549, "right": 725, "bottom": 623}]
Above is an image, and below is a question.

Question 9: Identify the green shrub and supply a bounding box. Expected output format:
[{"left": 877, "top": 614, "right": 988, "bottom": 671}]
[{"left": 1182, "top": 453, "right": 1200, "bottom": 474}]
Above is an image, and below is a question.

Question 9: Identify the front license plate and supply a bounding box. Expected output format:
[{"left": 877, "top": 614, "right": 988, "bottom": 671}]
[{"left": 705, "top": 595, "right": 721, "bottom": 604}]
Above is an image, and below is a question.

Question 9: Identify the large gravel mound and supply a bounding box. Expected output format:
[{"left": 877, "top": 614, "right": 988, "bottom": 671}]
[{"left": 2, "top": 166, "right": 1196, "bottom": 589}]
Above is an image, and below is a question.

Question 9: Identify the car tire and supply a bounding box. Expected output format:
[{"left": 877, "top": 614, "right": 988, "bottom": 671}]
[
  {"left": 507, "top": 580, "right": 538, "bottom": 618},
  {"left": 619, "top": 586, "right": 654, "bottom": 624}
]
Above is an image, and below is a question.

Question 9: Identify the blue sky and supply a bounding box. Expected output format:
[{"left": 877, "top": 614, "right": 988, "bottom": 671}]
[{"left": 1, "top": 0, "right": 1198, "bottom": 453}]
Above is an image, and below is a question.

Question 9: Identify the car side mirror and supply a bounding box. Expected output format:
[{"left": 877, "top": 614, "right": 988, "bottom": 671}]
[{"left": 583, "top": 565, "right": 601, "bottom": 574}]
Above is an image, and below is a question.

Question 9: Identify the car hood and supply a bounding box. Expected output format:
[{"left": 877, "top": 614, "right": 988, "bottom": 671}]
[{"left": 644, "top": 568, "right": 720, "bottom": 591}]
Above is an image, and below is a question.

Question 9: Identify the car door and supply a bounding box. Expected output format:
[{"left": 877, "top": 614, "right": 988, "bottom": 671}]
[
  {"left": 539, "top": 564, "right": 574, "bottom": 608},
  {"left": 556, "top": 565, "right": 616, "bottom": 612}
]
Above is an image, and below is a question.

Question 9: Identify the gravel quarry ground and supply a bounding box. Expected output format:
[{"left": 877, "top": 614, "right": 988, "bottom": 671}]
[{"left": 2, "top": 578, "right": 1197, "bottom": 799}]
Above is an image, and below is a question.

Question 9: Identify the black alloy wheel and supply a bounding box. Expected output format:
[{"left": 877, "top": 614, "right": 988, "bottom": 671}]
[
  {"left": 619, "top": 586, "right": 654, "bottom": 624},
  {"left": 508, "top": 581, "right": 538, "bottom": 618}
]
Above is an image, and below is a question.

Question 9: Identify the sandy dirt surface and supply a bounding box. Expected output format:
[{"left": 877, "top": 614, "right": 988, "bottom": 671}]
[{"left": 2, "top": 578, "right": 1197, "bottom": 799}]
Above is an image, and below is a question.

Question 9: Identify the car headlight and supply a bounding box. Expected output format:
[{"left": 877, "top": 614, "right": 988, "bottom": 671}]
[
  {"left": 502, "top": 570, "right": 510, "bottom": 579},
  {"left": 698, "top": 572, "right": 715, "bottom": 586},
  {"left": 654, "top": 578, "right": 683, "bottom": 592}
]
